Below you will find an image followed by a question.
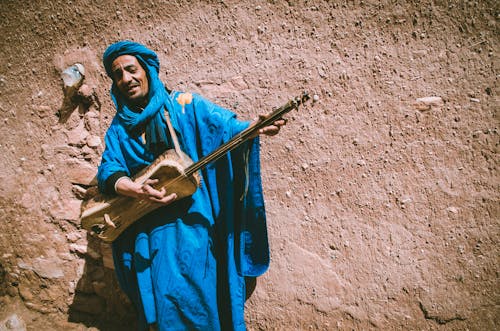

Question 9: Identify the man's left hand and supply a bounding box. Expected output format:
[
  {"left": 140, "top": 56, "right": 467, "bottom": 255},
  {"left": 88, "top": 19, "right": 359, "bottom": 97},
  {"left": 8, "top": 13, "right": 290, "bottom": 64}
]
[{"left": 253, "top": 113, "right": 287, "bottom": 137}]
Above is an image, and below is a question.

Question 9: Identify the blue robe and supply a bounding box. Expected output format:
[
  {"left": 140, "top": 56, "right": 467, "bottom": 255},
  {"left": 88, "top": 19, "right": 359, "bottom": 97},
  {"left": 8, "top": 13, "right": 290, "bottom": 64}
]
[{"left": 97, "top": 91, "right": 270, "bottom": 330}]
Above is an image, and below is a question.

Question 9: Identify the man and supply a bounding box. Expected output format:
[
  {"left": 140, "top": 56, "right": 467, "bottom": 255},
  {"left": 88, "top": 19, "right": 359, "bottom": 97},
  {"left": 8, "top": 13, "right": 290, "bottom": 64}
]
[{"left": 97, "top": 41, "right": 285, "bottom": 331}]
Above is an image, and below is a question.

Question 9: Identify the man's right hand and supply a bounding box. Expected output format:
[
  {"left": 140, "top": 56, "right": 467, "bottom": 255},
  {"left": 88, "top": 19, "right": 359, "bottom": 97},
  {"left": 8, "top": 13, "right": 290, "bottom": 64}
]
[{"left": 115, "top": 177, "right": 177, "bottom": 205}]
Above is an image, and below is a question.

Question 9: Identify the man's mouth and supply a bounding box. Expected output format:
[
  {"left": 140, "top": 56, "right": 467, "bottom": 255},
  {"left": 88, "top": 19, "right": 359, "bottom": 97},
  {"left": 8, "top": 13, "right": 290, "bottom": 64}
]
[{"left": 127, "top": 85, "right": 140, "bottom": 93}]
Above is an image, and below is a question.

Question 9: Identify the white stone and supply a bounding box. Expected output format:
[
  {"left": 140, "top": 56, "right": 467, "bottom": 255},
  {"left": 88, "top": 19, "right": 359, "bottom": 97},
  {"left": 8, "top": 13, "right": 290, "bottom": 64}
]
[
  {"left": 415, "top": 96, "right": 443, "bottom": 106},
  {"left": 2, "top": 314, "right": 26, "bottom": 331},
  {"left": 70, "top": 244, "right": 87, "bottom": 255},
  {"left": 86, "top": 135, "right": 102, "bottom": 148},
  {"left": 61, "top": 63, "right": 84, "bottom": 88}
]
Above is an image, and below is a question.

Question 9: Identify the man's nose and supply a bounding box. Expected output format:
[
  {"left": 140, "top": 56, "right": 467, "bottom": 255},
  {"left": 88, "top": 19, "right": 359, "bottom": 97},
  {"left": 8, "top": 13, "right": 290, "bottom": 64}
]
[{"left": 122, "top": 71, "right": 133, "bottom": 83}]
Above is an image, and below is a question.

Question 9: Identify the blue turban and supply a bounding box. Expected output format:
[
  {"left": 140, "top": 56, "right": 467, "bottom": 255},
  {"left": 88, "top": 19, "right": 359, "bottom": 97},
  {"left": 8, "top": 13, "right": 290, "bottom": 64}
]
[
  {"left": 103, "top": 40, "right": 160, "bottom": 78},
  {"left": 102, "top": 40, "right": 176, "bottom": 156}
]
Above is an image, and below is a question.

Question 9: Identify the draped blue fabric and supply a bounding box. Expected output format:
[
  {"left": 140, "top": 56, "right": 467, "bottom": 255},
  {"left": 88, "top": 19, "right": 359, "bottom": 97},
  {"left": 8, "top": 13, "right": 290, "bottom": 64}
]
[{"left": 98, "top": 41, "right": 269, "bottom": 331}]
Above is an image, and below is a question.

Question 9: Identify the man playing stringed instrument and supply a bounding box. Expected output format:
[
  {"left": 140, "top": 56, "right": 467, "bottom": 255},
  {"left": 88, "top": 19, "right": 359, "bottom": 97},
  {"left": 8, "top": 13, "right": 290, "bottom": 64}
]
[{"left": 98, "top": 41, "right": 286, "bottom": 331}]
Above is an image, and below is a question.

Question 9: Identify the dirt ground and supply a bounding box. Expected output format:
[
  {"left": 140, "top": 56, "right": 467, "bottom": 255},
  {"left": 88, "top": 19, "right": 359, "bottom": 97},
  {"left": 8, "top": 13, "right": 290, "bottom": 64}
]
[{"left": 0, "top": 0, "right": 498, "bottom": 330}]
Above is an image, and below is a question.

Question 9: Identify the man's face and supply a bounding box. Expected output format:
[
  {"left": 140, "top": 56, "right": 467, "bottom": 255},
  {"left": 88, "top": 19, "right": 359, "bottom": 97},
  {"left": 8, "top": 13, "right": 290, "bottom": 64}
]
[{"left": 111, "top": 55, "right": 149, "bottom": 107}]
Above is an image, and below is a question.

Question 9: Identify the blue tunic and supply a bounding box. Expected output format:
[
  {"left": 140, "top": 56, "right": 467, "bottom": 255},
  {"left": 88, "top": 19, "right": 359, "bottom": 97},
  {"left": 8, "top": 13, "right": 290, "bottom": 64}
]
[{"left": 97, "top": 91, "right": 270, "bottom": 331}]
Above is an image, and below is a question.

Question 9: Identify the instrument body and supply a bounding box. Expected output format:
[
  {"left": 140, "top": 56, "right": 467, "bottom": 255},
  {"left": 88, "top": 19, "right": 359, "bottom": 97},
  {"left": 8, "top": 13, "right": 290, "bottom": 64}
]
[
  {"left": 80, "top": 149, "right": 200, "bottom": 242},
  {"left": 80, "top": 92, "right": 310, "bottom": 242}
]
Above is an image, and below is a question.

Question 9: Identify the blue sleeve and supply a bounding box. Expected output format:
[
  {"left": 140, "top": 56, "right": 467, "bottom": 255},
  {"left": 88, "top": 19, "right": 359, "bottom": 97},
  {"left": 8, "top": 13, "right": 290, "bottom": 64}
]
[
  {"left": 97, "top": 122, "right": 130, "bottom": 194},
  {"left": 189, "top": 93, "right": 250, "bottom": 151},
  {"left": 185, "top": 92, "right": 269, "bottom": 276}
]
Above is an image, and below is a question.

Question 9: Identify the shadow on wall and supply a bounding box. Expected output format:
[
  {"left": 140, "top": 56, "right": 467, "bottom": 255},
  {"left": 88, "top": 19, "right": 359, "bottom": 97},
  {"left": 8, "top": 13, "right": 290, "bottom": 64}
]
[
  {"left": 68, "top": 234, "right": 137, "bottom": 331},
  {"left": 67, "top": 230, "right": 258, "bottom": 331}
]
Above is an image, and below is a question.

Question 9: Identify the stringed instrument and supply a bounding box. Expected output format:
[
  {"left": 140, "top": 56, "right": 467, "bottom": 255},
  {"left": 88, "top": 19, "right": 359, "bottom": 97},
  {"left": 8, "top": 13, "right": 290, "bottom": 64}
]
[{"left": 80, "top": 92, "right": 310, "bottom": 242}]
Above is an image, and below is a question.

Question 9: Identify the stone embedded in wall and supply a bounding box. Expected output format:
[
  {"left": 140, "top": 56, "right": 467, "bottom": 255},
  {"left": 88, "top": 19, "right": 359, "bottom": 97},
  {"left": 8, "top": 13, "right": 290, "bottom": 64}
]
[
  {"left": 51, "top": 145, "right": 81, "bottom": 158},
  {"left": 32, "top": 257, "right": 65, "bottom": 279},
  {"left": 84, "top": 110, "right": 100, "bottom": 133},
  {"left": 412, "top": 49, "right": 428, "bottom": 59},
  {"left": 77, "top": 84, "right": 93, "bottom": 101},
  {"left": 59, "top": 63, "right": 85, "bottom": 124},
  {"left": 65, "top": 159, "right": 97, "bottom": 186},
  {"left": 271, "top": 242, "right": 347, "bottom": 314},
  {"left": 17, "top": 257, "right": 65, "bottom": 280},
  {"left": 66, "top": 231, "right": 82, "bottom": 243},
  {"left": 50, "top": 199, "right": 82, "bottom": 222},
  {"left": 31, "top": 104, "right": 52, "bottom": 119},
  {"left": 85, "top": 135, "right": 102, "bottom": 148},
  {"left": 69, "top": 243, "right": 102, "bottom": 261},
  {"left": 80, "top": 145, "right": 98, "bottom": 161},
  {"left": 18, "top": 286, "right": 34, "bottom": 302},
  {"left": 65, "top": 121, "right": 89, "bottom": 147},
  {"left": 0, "top": 314, "right": 26, "bottom": 331},
  {"left": 71, "top": 184, "right": 87, "bottom": 200},
  {"left": 413, "top": 96, "right": 443, "bottom": 111},
  {"left": 196, "top": 80, "right": 241, "bottom": 99},
  {"left": 69, "top": 244, "right": 87, "bottom": 256},
  {"left": 229, "top": 76, "right": 249, "bottom": 90}
]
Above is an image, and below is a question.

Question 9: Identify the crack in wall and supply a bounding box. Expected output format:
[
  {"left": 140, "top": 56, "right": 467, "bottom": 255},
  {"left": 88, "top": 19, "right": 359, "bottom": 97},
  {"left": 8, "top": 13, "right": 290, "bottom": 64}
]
[{"left": 418, "top": 301, "right": 467, "bottom": 325}]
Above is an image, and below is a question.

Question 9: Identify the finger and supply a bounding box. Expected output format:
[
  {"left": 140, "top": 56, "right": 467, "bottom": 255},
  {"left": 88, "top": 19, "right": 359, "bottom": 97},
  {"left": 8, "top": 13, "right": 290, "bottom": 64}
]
[
  {"left": 256, "top": 114, "right": 267, "bottom": 122},
  {"left": 257, "top": 112, "right": 273, "bottom": 121},
  {"left": 274, "top": 119, "right": 286, "bottom": 126},
  {"left": 144, "top": 178, "right": 159, "bottom": 185},
  {"left": 151, "top": 190, "right": 166, "bottom": 199},
  {"left": 150, "top": 193, "right": 177, "bottom": 205},
  {"left": 260, "top": 125, "right": 280, "bottom": 136},
  {"left": 141, "top": 184, "right": 164, "bottom": 199},
  {"left": 140, "top": 184, "right": 150, "bottom": 195}
]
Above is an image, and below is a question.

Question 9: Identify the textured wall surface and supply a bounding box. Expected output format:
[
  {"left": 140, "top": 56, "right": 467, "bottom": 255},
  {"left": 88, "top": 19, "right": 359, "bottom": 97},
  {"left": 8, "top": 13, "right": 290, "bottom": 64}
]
[{"left": 0, "top": 1, "right": 498, "bottom": 330}]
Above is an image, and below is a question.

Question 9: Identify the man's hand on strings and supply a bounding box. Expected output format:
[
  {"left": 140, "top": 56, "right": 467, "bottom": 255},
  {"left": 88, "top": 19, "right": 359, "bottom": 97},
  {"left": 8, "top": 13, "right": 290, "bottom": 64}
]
[
  {"left": 115, "top": 177, "right": 177, "bottom": 205},
  {"left": 251, "top": 113, "right": 288, "bottom": 138},
  {"left": 139, "top": 179, "right": 178, "bottom": 204}
]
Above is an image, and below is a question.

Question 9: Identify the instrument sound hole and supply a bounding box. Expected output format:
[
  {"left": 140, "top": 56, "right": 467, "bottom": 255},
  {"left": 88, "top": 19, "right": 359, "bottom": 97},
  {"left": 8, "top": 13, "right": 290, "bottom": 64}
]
[{"left": 91, "top": 224, "right": 104, "bottom": 234}]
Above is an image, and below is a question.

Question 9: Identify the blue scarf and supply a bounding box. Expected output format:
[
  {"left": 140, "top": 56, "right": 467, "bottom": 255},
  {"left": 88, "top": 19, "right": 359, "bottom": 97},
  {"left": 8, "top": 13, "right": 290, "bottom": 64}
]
[{"left": 103, "top": 40, "right": 177, "bottom": 155}]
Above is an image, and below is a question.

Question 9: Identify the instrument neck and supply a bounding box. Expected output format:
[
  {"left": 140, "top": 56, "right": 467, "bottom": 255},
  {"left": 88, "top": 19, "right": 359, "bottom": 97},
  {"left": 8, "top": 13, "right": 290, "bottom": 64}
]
[{"left": 185, "top": 92, "right": 309, "bottom": 176}]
